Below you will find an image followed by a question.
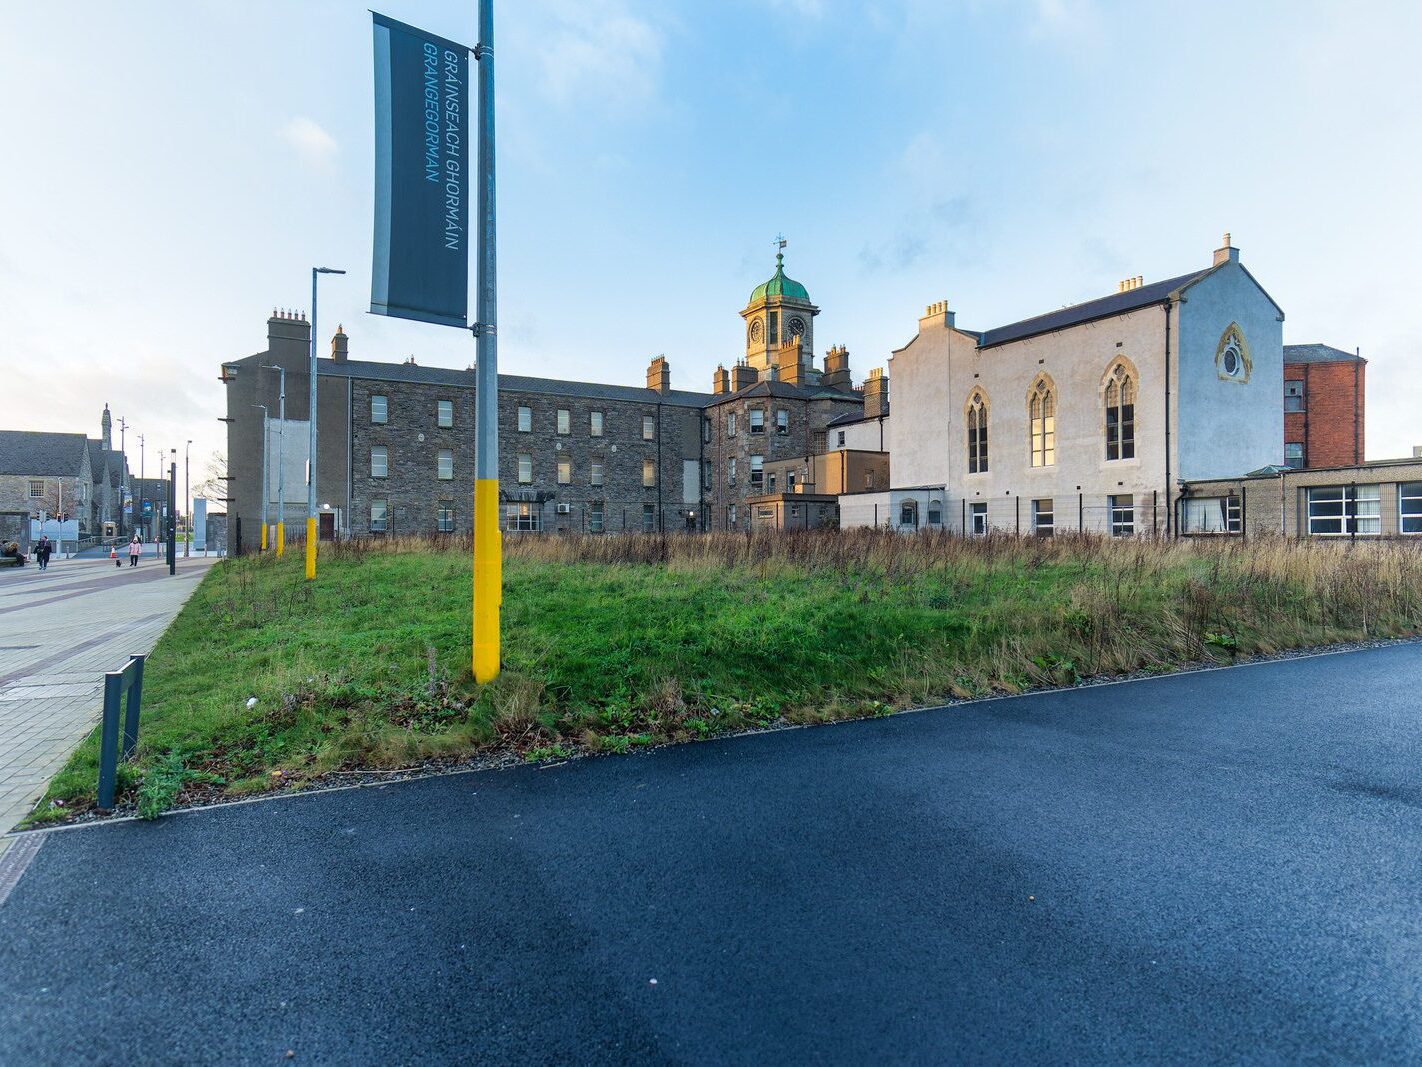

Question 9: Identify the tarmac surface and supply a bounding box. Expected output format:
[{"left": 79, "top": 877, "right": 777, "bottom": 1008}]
[{"left": 1, "top": 642, "right": 1420, "bottom": 1064}]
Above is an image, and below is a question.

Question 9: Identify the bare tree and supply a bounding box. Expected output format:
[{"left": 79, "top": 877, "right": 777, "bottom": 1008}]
[{"left": 192, "top": 450, "right": 228, "bottom": 502}]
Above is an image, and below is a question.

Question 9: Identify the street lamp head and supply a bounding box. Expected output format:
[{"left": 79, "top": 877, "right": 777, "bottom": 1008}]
[{"left": 315, "top": 267, "right": 346, "bottom": 275}]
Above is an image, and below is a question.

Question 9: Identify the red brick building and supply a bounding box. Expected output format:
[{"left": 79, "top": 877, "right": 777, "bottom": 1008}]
[{"left": 1283, "top": 344, "right": 1365, "bottom": 468}]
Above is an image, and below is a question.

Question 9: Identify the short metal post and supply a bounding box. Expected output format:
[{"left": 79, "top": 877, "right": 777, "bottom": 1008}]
[
  {"left": 121, "top": 655, "right": 146, "bottom": 761},
  {"left": 97, "top": 672, "right": 123, "bottom": 810}
]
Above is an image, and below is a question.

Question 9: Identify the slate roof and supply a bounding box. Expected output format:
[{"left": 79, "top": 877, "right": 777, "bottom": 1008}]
[
  {"left": 826, "top": 408, "right": 887, "bottom": 428},
  {"left": 318, "top": 358, "right": 715, "bottom": 410},
  {"left": 1283, "top": 344, "right": 1363, "bottom": 365},
  {"left": 0, "top": 431, "right": 88, "bottom": 477},
  {"left": 976, "top": 270, "right": 1211, "bottom": 349},
  {"left": 315, "top": 356, "right": 861, "bottom": 411}
]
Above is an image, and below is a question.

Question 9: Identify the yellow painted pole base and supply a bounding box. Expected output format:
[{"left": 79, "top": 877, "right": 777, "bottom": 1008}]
[
  {"left": 260, "top": 523, "right": 268, "bottom": 552},
  {"left": 305, "top": 517, "right": 317, "bottom": 580},
  {"left": 472, "top": 478, "right": 502, "bottom": 683},
  {"left": 275, "top": 522, "right": 285, "bottom": 558}
]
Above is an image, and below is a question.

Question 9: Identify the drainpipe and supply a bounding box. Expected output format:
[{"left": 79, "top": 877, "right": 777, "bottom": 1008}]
[{"left": 1163, "top": 300, "right": 1173, "bottom": 536}]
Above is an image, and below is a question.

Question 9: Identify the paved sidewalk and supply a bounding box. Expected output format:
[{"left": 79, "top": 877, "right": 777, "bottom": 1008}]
[{"left": 0, "top": 555, "right": 217, "bottom": 841}]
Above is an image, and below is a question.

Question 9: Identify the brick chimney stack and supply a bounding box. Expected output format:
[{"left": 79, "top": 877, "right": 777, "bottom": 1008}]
[
  {"left": 267, "top": 308, "right": 311, "bottom": 345},
  {"left": 331, "top": 325, "right": 349, "bottom": 363},
  {"left": 646, "top": 355, "right": 671, "bottom": 393},
  {"left": 822, "top": 345, "right": 852, "bottom": 391},
  {"left": 775, "top": 336, "right": 802, "bottom": 386},
  {"left": 862, "top": 367, "right": 888, "bottom": 419},
  {"left": 731, "top": 362, "right": 756, "bottom": 392},
  {"left": 919, "top": 300, "right": 956, "bottom": 330},
  {"left": 1213, "top": 231, "right": 1239, "bottom": 267},
  {"left": 712, "top": 365, "right": 731, "bottom": 395}
]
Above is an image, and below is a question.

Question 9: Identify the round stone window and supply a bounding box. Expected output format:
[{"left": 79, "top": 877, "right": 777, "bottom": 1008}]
[{"left": 1222, "top": 346, "right": 1240, "bottom": 376}]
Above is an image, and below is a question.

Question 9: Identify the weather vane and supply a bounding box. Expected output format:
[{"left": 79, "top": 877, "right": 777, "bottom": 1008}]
[{"left": 774, "top": 233, "right": 787, "bottom": 252}]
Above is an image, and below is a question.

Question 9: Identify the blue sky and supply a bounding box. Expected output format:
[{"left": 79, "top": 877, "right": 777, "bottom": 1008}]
[{"left": 2, "top": 0, "right": 1418, "bottom": 478}]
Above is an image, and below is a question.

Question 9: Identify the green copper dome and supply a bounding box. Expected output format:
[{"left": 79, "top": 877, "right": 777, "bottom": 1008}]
[{"left": 750, "top": 252, "right": 810, "bottom": 303}]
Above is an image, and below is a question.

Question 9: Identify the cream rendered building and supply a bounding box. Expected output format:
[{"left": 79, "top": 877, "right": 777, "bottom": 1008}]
[{"left": 847, "top": 236, "right": 1284, "bottom": 534}]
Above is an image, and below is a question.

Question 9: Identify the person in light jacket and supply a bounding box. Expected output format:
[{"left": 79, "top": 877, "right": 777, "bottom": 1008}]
[{"left": 128, "top": 536, "right": 142, "bottom": 567}]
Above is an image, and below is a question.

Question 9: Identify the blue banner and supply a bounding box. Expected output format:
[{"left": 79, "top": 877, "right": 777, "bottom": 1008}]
[{"left": 371, "top": 13, "right": 471, "bottom": 328}]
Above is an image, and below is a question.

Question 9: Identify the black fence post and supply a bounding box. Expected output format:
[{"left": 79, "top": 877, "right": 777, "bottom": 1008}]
[
  {"left": 1078, "top": 493, "right": 1084, "bottom": 533},
  {"left": 97, "top": 672, "right": 123, "bottom": 811},
  {"left": 1241, "top": 484, "right": 1248, "bottom": 539},
  {"left": 121, "top": 655, "right": 146, "bottom": 761}
]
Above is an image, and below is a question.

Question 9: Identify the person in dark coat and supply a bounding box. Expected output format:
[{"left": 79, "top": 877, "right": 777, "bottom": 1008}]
[{"left": 35, "top": 536, "right": 52, "bottom": 571}]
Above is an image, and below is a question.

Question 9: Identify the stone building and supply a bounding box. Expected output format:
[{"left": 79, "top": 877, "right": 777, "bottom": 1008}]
[
  {"left": 846, "top": 235, "right": 1288, "bottom": 535},
  {"left": 222, "top": 252, "right": 876, "bottom": 549},
  {"left": 1283, "top": 344, "right": 1366, "bottom": 469}
]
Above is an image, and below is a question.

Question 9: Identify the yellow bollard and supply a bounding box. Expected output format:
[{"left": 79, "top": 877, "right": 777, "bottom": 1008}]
[
  {"left": 471, "top": 478, "right": 501, "bottom": 683},
  {"left": 305, "top": 517, "right": 317, "bottom": 580},
  {"left": 276, "top": 522, "right": 285, "bottom": 558},
  {"left": 260, "top": 523, "right": 268, "bottom": 552}
]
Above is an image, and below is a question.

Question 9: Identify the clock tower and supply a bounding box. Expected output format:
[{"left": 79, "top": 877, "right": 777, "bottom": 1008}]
[{"left": 739, "top": 241, "right": 818, "bottom": 379}]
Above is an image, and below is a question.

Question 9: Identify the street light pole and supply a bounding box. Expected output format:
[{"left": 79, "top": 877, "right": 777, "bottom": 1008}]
[
  {"left": 471, "top": 0, "right": 501, "bottom": 683},
  {"left": 253, "top": 404, "right": 269, "bottom": 551},
  {"left": 263, "top": 364, "right": 287, "bottom": 556},
  {"left": 184, "top": 439, "right": 192, "bottom": 558},
  {"left": 308, "top": 266, "right": 346, "bottom": 580},
  {"left": 139, "top": 434, "right": 146, "bottom": 543},
  {"left": 168, "top": 449, "right": 177, "bottom": 574},
  {"left": 117, "top": 416, "right": 128, "bottom": 539}
]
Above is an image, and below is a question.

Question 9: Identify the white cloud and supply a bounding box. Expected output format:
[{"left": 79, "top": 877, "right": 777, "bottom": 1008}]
[
  {"left": 529, "top": 0, "right": 664, "bottom": 108},
  {"left": 280, "top": 117, "right": 338, "bottom": 168}
]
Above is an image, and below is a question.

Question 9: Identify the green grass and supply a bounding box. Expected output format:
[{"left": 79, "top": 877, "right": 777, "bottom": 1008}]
[{"left": 28, "top": 530, "right": 1422, "bottom": 823}]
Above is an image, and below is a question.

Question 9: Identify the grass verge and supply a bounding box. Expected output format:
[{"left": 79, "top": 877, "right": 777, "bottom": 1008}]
[{"left": 26, "top": 529, "right": 1422, "bottom": 824}]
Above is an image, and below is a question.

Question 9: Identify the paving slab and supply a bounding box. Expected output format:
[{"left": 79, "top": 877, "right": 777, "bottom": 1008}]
[{"left": 0, "top": 556, "right": 217, "bottom": 841}]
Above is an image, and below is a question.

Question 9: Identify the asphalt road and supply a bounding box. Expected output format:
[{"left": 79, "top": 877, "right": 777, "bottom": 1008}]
[{"left": 2, "top": 644, "right": 1421, "bottom": 1064}]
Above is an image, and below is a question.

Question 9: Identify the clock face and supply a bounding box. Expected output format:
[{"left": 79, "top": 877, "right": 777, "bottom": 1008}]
[
  {"left": 787, "top": 316, "right": 807, "bottom": 339},
  {"left": 748, "top": 318, "right": 764, "bottom": 344}
]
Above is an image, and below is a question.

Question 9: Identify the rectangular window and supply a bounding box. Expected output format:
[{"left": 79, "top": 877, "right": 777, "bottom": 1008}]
[
  {"left": 590, "top": 410, "right": 604, "bottom": 437},
  {"left": 590, "top": 457, "right": 605, "bottom": 486},
  {"left": 865, "top": 470, "right": 875, "bottom": 490},
  {"left": 927, "top": 501, "right": 942, "bottom": 525},
  {"left": 642, "top": 503, "right": 656, "bottom": 531},
  {"left": 970, "top": 501, "right": 988, "bottom": 535},
  {"left": 370, "top": 395, "right": 388, "bottom": 424},
  {"left": 437, "top": 399, "right": 454, "bottom": 428},
  {"left": 703, "top": 460, "right": 713, "bottom": 489},
  {"left": 726, "top": 412, "right": 737, "bottom": 438},
  {"left": 837, "top": 430, "right": 846, "bottom": 448},
  {"left": 750, "top": 455, "right": 764, "bottom": 490},
  {"left": 589, "top": 504, "right": 605, "bottom": 533},
  {"left": 437, "top": 501, "right": 456, "bottom": 532},
  {"left": 642, "top": 458, "right": 656, "bottom": 488},
  {"left": 968, "top": 407, "right": 989, "bottom": 474},
  {"left": 505, "top": 503, "right": 540, "bottom": 532},
  {"left": 1284, "top": 380, "right": 1305, "bottom": 413},
  {"left": 749, "top": 409, "right": 765, "bottom": 435},
  {"left": 702, "top": 417, "right": 711, "bottom": 444},
  {"left": 775, "top": 409, "right": 789, "bottom": 435},
  {"left": 1110, "top": 494, "right": 1135, "bottom": 537},
  {"left": 728, "top": 505, "right": 737, "bottom": 528},
  {"left": 1401, "top": 482, "right": 1422, "bottom": 535},
  {"left": 1033, "top": 498, "right": 1054, "bottom": 537},
  {"left": 1285, "top": 442, "right": 1305, "bottom": 469},
  {"left": 29, "top": 479, "right": 44, "bottom": 498},
  {"left": 1308, "top": 485, "right": 1380, "bottom": 536},
  {"left": 767, "top": 472, "right": 777, "bottom": 493},
  {"left": 1183, "top": 497, "right": 1242, "bottom": 534},
  {"left": 642, "top": 415, "right": 655, "bottom": 440},
  {"left": 557, "top": 409, "right": 571, "bottom": 435},
  {"left": 370, "top": 446, "right": 388, "bottom": 478},
  {"left": 517, "top": 453, "right": 532, "bottom": 484},
  {"left": 728, "top": 457, "right": 737, "bottom": 486},
  {"left": 558, "top": 457, "right": 571, "bottom": 485},
  {"left": 517, "top": 406, "right": 532, "bottom": 432},
  {"left": 437, "top": 449, "right": 454, "bottom": 480},
  {"left": 1030, "top": 388, "right": 1056, "bottom": 467},
  {"left": 757, "top": 505, "right": 775, "bottom": 525},
  {"left": 370, "top": 498, "right": 388, "bottom": 533}
]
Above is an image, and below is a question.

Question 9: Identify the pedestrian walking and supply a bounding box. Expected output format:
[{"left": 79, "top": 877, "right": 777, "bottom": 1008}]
[
  {"left": 128, "top": 536, "right": 142, "bottom": 568},
  {"left": 35, "top": 536, "right": 52, "bottom": 571}
]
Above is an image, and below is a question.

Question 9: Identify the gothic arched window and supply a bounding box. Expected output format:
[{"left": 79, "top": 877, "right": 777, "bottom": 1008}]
[
  {"left": 966, "top": 390, "right": 989, "bottom": 474},
  {"left": 1029, "top": 376, "right": 1056, "bottom": 468},
  {"left": 1104, "top": 362, "right": 1137, "bottom": 461}
]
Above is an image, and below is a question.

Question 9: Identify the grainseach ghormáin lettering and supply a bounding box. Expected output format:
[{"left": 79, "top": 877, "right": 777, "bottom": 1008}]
[{"left": 420, "top": 42, "right": 463, "bottom": 252}]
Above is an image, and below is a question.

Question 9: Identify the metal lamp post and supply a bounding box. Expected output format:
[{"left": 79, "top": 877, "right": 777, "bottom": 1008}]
[
  {"left": 184, "top": 439, "right": 192, "bottom": 558},
  {"left": 139, "top": 434, "right": 146, "bottom": 543},
  {"left": 253, "top": 404, "right": 269, "bottom": 551},
  {"left": 308, "top": 266, "right": 345, "bottom": 580},
  {"left": 262, "top": 364, "right": 287, "bottom": 556}
]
